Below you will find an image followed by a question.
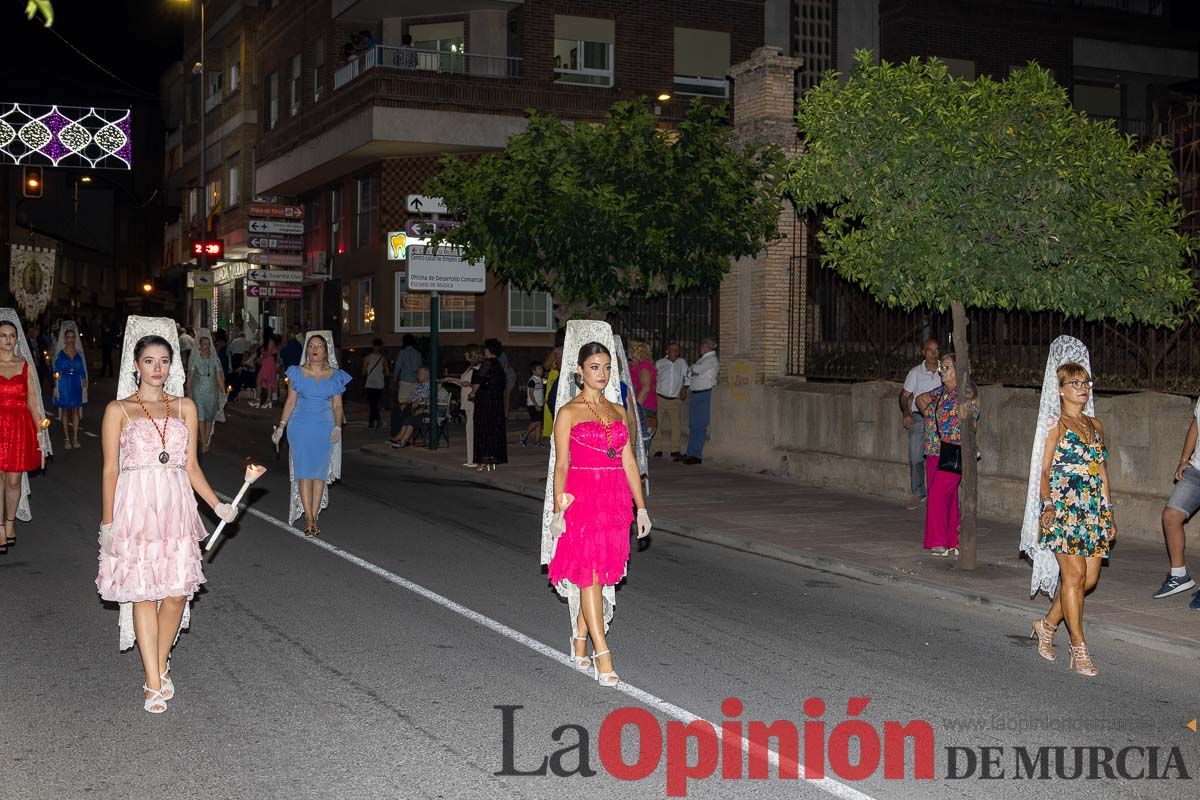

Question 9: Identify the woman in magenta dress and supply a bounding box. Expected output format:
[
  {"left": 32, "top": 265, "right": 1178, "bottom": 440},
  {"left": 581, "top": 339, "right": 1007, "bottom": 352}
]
[
  {"left": 548, "top": 340, "right": 651, "bottom": 687},
  {"left": 96, "top": 318, "right": 237, "bottom": 714},
  {"left": 0, "top": 310, "right": 49, "bottom": 553}
]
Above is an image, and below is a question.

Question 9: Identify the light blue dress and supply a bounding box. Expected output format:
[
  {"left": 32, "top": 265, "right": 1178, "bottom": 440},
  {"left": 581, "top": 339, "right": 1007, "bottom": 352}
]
[
  {"left": 285, "top": 365, "right": 351, "bottom": 479},
  {"left": 188, "top": 354, "right": 222, "bottom": 421}
]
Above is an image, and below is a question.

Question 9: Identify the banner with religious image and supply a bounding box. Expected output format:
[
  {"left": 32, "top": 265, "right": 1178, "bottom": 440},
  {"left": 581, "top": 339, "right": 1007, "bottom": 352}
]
[{"left": 10, "top": 244, "right": 56, "bottom": 319}]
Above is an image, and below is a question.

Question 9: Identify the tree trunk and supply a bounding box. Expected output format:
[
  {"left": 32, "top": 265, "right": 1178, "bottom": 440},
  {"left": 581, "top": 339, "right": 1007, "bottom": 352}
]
[{"left": 951, "top": 300, "right": 978, "bottom": 570}]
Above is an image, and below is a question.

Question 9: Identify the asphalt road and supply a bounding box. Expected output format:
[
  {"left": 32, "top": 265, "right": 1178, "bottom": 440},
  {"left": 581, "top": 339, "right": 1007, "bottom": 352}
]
[{"left": 1, "top": 393, "right": 1197, "bottom": 800}]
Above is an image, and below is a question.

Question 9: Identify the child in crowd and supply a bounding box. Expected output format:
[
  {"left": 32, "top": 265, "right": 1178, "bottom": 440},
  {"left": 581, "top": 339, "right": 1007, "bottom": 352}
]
[{"left": 521, "top": 362, "right": 545, "bottom": 447}]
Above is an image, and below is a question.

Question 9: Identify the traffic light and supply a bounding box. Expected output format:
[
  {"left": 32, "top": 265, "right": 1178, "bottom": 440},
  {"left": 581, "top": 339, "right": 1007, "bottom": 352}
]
[
  {"left": 191, "top": 239, "right": 224, "bottom": 258},
  {"left": 22, "top": 166, "right": 43, "bottom": 198}
]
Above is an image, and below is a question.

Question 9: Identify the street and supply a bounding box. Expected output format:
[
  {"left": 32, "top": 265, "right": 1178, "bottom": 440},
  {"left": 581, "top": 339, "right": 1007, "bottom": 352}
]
[{"left": 1, "top": 389, "right": 1196, "bottom": 800}]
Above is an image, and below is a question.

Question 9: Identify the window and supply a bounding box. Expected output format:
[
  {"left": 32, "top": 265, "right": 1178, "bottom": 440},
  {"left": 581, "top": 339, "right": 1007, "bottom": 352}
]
[
  {"left": 410, "top": 22, "right": 465, "bottom": 72},
  {"left": 355, "top": 174, "right": 378, "bottom": 248},
  {"left": 266, "top": 71, "right": 279, "bottom": 130},
  {"left": 306, "top": 193, "right": 325, "bottom": 254},
  {"left": 553, "top": 15, "right": 614, "bottom": 87},
  {"left": 207, "top": 178, "right": 221, "bottom": 214},
  {"left": 227, "top": 164, "right": 240, "bottom": 207},
  {"left": 230, "top": 60, "right": 241, "bottom": 93},
  {"left": 673, "top": 28, "right": 730, "bottom": 97},
  {"left": 312, "top": 36, "right": 325, "bottom": 102},
  {"left": 508, "top": 287, "right": 554, "bottom": 332},
  {"left": 290, "top": 54, "right": 302, "bottom": 116},
  {"left": 356, "top": 276, "right": 375, "bottom": 334},
  {"left": 394, "top": 271, "right": 475, "bottom": 332},
  {"left": 189, "top": 188, "right": 198, "bottom": 221},
  {"left": 329, "top": 187, "right": 343, "bottom": 253},
  {"left": 207, "top": 69, "right": 223, "bottom": 99},
  {"left": 938, "top": 57, "right": 976, "bottom": 80}
]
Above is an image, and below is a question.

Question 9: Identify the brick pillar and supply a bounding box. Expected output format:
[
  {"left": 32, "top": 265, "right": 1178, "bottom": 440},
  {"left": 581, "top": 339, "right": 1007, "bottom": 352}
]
[{"left": 722, "top": 47, "right": 805, "bottom": 381}]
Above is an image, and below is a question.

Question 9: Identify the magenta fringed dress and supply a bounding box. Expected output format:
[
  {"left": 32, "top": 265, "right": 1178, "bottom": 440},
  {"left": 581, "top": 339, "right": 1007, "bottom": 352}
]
[
  {"left": 548, "top": 420, "right": 633, "bottom": 588},
  {"left": 96, "top": 409, "right": 207, "bottom": 603}
]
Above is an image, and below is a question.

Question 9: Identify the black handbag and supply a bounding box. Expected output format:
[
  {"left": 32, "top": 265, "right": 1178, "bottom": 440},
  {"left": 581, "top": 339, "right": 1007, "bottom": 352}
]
[{"left": 933, "top": 391, "right": 963, "bottom": 474}]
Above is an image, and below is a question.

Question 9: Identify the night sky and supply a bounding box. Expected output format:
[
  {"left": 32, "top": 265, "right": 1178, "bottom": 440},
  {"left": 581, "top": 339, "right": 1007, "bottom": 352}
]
[{"left": 0, "top": 1, "right": 183, "bottom": 101}]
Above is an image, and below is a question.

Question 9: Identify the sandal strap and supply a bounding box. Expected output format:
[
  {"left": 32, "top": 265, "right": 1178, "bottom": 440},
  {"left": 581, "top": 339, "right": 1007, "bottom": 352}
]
[{"left": 591, "top": 649, "right": 610, "bottom": 660}]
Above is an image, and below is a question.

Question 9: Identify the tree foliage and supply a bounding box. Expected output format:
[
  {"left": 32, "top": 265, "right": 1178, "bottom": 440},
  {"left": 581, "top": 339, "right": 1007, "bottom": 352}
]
[
  {"left": 787, "top": 50, "right": 1195, "bottom": 325},
  {"left": 425, "top": 99, "right": 783, "bottom": 311}
]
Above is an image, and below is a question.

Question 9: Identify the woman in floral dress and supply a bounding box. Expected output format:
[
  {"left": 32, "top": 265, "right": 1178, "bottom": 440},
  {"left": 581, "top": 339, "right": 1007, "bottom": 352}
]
[{"left": 1031, "top": 361, "right": 1115, "bottom": 677}]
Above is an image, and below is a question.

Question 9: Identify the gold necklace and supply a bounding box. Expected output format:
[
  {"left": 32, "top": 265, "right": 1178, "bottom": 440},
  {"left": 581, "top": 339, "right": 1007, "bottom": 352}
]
[
  {"left": 135, "top": 390, "right": 173, "bottom": 464},
  {"left": 582, "top": 396, "right": 617, "bottom": 458}
]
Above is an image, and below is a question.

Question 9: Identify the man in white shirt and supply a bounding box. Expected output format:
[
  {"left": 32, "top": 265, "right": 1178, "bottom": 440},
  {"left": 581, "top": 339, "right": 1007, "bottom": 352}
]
[
  {"left": 228, "top": 331, "right": 251, "bottom": 369},
  {"left": 899, "top": 338, "right": 942, "bottom": 508},
  {"left": 682, "top": 337, "right": 719, "bottom": 465},
  {"left": 654, "top": 341, "right": 689, "bottom": 460},
  {"left": 177, "top": 325, "right": 196, "bottom": 371},
  {"left": 1153, "top": 398, "right": 1200, "bottom": 605}
]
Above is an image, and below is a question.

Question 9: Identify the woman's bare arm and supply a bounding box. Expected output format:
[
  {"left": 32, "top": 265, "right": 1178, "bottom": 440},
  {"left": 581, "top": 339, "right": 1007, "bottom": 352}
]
[
  {"left": 100, "top": 401, "right": 123, "bottom": 525},
  {"left": 552, "top": 407, "right": 574, "bottom": 512}
]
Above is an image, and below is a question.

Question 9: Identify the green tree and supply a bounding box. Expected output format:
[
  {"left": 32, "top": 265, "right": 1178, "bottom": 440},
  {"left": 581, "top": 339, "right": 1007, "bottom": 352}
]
[
  {"left": 425, "top": 99, "right": 783, "bottom": 315},
  {"left": 788, "top": 50, "right": 1194, "bottom": 569}
]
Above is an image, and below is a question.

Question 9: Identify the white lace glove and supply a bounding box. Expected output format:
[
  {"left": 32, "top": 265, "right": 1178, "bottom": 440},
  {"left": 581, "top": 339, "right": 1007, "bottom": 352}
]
[
  {"left": 214, "top": 502, "right": 237, "bottom": 524},
  {"left": 99, "top": 522, "right": 116, "bottom": 556},
  {"left": 330, "top": 426, "right": 342, "bottom": 444},
  {"left": 550, "top": 493, "right": 575, "bottom": 538},
  {"left": 636, "top": 508, "right": 652, "bottom": 539},
  {"left": 271, "top": 425, "right": 285, "bottom": 446}
]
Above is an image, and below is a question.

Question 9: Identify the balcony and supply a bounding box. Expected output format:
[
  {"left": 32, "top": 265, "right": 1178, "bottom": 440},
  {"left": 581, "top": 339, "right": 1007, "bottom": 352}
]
[
  {"left": 334, "top": 45, "right": 521, "bottom": 92},
  {"left": 333, "top": 0, "right": 520, "bottom": 18}
]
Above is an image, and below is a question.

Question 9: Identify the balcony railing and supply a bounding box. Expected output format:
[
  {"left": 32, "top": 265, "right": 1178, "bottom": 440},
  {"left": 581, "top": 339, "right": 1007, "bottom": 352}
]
[{"left": 334, "top": 45, "right": 521, "bottom": 92}]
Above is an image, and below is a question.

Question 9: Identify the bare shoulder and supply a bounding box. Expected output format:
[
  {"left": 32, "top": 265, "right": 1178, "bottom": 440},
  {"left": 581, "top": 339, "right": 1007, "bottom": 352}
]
[
  {"left": 1090, "top": 416, "right": 1104, "bottom": 432},
  {"left": 610, "top": 401, "right": 628, "bottom": 422},
  {"left": 104, "top": 399, "right": 127, "bottom": 419}
]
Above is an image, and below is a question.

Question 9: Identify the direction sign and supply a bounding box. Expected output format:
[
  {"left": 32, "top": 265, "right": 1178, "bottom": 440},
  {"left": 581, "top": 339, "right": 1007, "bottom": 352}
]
[
  {"left": 246, "top": 284, "right": 303, "bottom": 298},
  {"left": 248, "top": 219, "right": 304, "bottom": 235},
  {"left": 247, "top": 269, "right": 304, "bottom": 283},
  {"left": 248, "top": 202, "right": 303, "bottom": 219},
  {"left": 407, "top": 246, "right": 486, "bottom": 293},
  {"left": 405, "top": 218, "right": 460, "bottom": 238},
  {"left": 406, "top": 194, "right": 448, "bottom": 215},
  {"left": 247, "top": 235, "right": 303, "bottom": 251},
  {"left": 246, "top": 252, "right": 304, "bottom": 267}
]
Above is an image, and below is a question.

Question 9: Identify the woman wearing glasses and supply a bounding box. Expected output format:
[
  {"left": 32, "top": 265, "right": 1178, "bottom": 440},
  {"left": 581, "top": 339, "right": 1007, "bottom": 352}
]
[
  {"left": 1027, "top": 361, "right": 1114, "bottom": 677},
  {"left": 915, "top": 353, "right": 978, "bottom": 557}
]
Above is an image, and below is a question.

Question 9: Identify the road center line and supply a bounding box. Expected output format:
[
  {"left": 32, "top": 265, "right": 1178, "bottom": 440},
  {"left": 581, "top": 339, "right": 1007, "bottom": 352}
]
[{"left": 221, "top": 497, "right": 881, "bottom": 800}]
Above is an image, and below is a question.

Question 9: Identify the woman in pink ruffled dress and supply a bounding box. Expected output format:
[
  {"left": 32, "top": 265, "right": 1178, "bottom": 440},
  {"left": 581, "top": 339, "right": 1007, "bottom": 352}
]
[
  {"left": 549, "top": 341, "right": 651, "bottom": 688},
  {"left": 97, "top": 321, "right": 237, "bottom": 714}
]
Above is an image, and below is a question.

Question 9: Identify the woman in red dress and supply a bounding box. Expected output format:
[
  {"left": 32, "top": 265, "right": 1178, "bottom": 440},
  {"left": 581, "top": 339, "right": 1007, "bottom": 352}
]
[{"left": 0, "top": 309, "right": 49, "bottom": 553}]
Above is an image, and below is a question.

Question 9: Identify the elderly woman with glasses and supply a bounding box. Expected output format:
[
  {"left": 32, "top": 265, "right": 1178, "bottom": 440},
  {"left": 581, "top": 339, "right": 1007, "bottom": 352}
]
[{"left": 915, "top": 353, "right": 979, "bottom": 558}]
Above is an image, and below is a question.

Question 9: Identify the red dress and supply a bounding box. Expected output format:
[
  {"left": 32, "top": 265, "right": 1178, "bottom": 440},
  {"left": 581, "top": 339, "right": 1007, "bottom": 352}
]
[{"left": 0, "top": 361, "right": 41, "bottom": 472}]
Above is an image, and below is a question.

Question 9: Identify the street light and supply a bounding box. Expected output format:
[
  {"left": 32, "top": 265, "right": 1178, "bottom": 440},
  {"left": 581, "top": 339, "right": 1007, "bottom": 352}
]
[
  {"left": 142, "top": 281, "right": 154, "bottom": 294},
  {"left": 80, "top": 175, "right": 93, "bottom": 183}
]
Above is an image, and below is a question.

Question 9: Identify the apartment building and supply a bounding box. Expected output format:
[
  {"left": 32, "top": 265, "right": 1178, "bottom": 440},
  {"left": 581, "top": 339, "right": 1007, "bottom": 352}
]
[{"left": 252, "top": 0, "right": 763, "bottom": 365}]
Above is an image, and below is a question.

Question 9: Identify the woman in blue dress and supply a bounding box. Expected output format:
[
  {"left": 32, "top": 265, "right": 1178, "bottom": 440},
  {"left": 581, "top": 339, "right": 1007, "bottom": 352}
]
[
  {"left": 53, "top": 320, "right": 88, "bottom": 449},
  {"left": 271, "top": 331, "right": 350, "bottom": 537}
]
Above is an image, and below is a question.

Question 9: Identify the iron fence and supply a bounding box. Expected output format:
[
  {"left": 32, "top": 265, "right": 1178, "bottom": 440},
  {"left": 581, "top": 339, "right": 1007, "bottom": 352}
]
[
  {"left": 609, "top": 289, "right": 718, "bottom": 363},
  {"left": 794, "top": 256, "right": 1200, "bottom": 395}
]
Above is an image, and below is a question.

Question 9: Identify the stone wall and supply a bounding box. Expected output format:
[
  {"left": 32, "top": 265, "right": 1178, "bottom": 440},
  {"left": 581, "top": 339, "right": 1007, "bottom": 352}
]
[{"left": 705, "top": 376, "right": 1196, "bottom": 547}]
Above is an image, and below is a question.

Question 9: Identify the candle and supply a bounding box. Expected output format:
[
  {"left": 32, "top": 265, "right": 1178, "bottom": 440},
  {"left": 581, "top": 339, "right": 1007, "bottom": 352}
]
[{"left": 204, "top": 463, "right": 267, "bottom": 552}]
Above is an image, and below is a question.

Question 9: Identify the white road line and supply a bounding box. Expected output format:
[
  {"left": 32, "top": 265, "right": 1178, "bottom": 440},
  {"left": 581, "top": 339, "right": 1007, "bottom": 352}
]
[{"left": 222, "top": 497, "right": 881, "bottom": 800}]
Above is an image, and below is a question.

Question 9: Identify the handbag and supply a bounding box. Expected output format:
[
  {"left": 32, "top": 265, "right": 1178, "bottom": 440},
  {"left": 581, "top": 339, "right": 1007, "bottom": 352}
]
[{"left": 933, "top": 391, "right": 963, "bottom": 474}]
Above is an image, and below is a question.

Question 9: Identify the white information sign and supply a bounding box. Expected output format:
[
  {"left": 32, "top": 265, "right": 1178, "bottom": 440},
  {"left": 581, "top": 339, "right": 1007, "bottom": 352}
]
[
  {"left": 247, "top": 269, "right": 304, "bottom": 283},
  {"left": 406, "top": 246, "right": 486, "bottom": 293},
  {"left": 406, "top": 195, "right": 448, "bottom": 214}
]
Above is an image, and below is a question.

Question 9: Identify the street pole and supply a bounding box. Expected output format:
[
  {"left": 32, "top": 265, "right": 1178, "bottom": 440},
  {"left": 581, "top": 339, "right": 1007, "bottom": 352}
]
[
  {"left": 428, "top": 291, "right": 439, "bottom": 450},
  {"left": 197, "top": 0, "right": 207, "bottom": 327}
]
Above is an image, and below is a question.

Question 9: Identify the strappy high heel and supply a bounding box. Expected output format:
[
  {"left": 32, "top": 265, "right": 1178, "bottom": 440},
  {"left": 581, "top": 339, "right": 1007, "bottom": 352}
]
[
  {"left": 304, "top": 523, "right": 316, "bottom": 538},
  {"left": 1068, "top": 642, "right": 1099, "bottom": 677},
  {"left": 591, "top": 649, "right": 619, "bottom": 687},
  {"left": 1031, "top": 617, "right": 1056, "bottom": 661},
  {"left": 143, "top": 685, "right": 168, "bottom": 714},
  {"left": 569, "top": 636, "right": 591, "bottom": 672},
  {"left": 4, "top": 516, "right": 15, "bottom": 548},
  {"left": 159, "top": 672, "right": 175, "bottom": 701}
]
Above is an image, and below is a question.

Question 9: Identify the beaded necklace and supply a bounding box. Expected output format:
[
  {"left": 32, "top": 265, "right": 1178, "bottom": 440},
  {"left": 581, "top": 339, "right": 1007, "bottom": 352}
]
[
  {"left": 135, "top": 390, "right": 173, "bottom": 464},
  {"left": 582, "top": 395, "right": 618, "bottom": 458}
]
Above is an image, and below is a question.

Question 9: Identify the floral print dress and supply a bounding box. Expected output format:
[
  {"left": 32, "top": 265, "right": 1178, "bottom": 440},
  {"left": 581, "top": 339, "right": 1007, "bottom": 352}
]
[{"left": 1039, "top": 422, "right": 1113, "bottom": 558}]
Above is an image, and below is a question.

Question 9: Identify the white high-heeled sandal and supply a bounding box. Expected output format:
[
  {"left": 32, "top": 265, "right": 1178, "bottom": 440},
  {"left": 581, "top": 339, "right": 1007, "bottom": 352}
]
[
  {"left": 569, "top": 636, "right": 591, "bottom": 671},
  {"left": 143, "top": 685, "right": 168, "bottom": 714},
  {"left": 159, "top": 671, "right": 175, "bottom": 700},
  {"left": 591, "top": 649, "right": 619, "bottom": 687}
]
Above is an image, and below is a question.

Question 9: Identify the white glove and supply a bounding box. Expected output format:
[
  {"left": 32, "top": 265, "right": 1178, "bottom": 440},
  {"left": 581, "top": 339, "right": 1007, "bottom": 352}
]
[
  {"left": 550, "top": 493, "right": 575, "bottom": 538},
  {"left": 214, "top": 502, "right": 237, "bottom": 524},
  {"left": 99, "top": 522, "right": 116, "bottom": 556},
  {"left": 271, "top": 426, "right": 284, "bottom": 446},
  {"left": 330, "top": 426, "right": 342, "bottom": 444},
  {"left": 636, "top": 508, "right": 652, "bottom": 539}
]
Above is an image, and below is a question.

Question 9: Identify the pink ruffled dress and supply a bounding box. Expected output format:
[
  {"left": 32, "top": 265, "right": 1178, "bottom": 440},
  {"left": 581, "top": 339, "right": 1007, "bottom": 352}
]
[
  {"left": 96, "top": 406, "right": 207, "bottom": 603},
  {"left": 548, "top": 420, "right": 633, "bottom": 588}
]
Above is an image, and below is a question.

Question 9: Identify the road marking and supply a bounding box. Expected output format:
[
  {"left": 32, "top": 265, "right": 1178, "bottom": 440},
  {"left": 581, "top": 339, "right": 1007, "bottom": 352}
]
[{"left": 223, "top": 498, "right": 880, "bottom": 800}]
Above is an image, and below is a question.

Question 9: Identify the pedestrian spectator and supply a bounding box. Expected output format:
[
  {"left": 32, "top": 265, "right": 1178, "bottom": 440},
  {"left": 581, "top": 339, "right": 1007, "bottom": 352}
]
[
  {"left": 100, "top": 319, "right": 116, "bottom": 378},
  {"left": 228, "top": 330, "right": 251, "bottom": 371},
  {"left": 392, "top": 333, "right": 422, "bottom": 410},
  {"left": 498, "top": 343, "right": 517, "bottom": 420},
  {"left": 1152, "top": 401, "right": 1200, "bottom": 607},
  {"left": 355, "top": 29, "right": 377, "bottom": 53},
  {"left": 252, "top": 335, "right": 280, "bottom": 409},
  {"left": 177, "top": 326, "right": 196, "bottom": 371},
  {"left": 521, "top": 361, "right": 545, "bottom": 447},
  {"left": 280, "top": 326, "right": 303, "bottom": 372},
  {"left": 900, "top": 338, "right": 942, "bottom": 509},
  {"left": 388, "top": 367, "right": 449, "bottom": 449},
  {"left": 654, "top": 341, "right": 688, "bottom": 460},
  {"left": 1021, "top": 341, "right": 1113, "bottom": 676},
  {"left": 361, "top": 338, "right": 390, "bottom": 430},
  {"left": 457, "top": 346, "right": 481, "bottom": 467},
  {"left": 395, "top": 33, "right": 418, "bottom": 69},
  {"left": 628, "top": 339, "right": 656, "bottom": 447},
  {"left": 542, "top": 346, "right": 563, "bottom": 444},
  {"left": 682, "top": 337, "right": 718, "bottom": 465},
  {"left": 915, "top": 353, "right": 978, "bottom": 558},
  {"left": 213, "top": 329, "right": 230, "bottom": 377},
  {"left": 469, "top": 339, "right": 508, "bottom": 470}
]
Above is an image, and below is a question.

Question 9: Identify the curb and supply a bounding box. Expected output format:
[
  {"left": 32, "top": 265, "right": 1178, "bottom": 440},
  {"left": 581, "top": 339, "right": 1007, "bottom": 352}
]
[{"left": 359, "top": 444, "right": 1200, "bottom": 659}]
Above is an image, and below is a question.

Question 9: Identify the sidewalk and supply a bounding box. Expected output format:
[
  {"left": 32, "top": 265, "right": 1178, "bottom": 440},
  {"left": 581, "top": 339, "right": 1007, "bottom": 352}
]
[{"left": 237, "top": 396, "right": 1200, "bottom": 655}]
